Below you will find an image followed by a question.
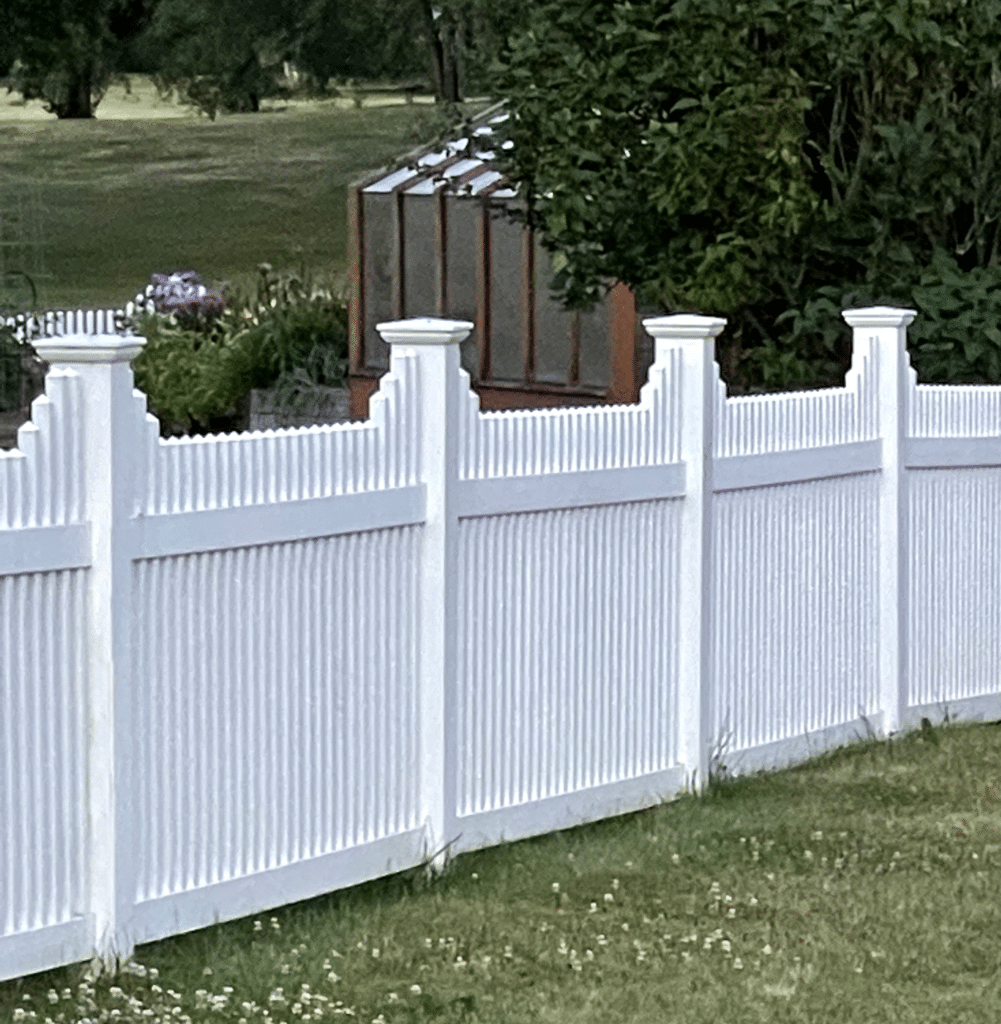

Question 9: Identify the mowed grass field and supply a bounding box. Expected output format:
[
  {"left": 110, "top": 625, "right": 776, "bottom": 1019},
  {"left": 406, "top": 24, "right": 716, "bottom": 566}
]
[
  {"left": 1, "top": 722, "right": 1000, "bottom": 1023},
  {"left": 0, "top": 77, "right": 480, "bottom": 309}
]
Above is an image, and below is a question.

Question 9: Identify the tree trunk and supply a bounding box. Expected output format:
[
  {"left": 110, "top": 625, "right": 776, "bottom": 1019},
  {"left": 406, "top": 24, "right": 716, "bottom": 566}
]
[
  {"left": 57, "top": 64, "right": 94, "bottom": 118},
  {"left": 441, "top": 20, "right": 460, "bottom": 103},
  {"left": 419, "top": 0, "right": 462, "bottom": 103}
]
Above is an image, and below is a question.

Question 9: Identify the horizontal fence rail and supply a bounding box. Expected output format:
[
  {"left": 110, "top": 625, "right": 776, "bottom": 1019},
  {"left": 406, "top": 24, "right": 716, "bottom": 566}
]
[{"left": 2, "top": 306, "right": 1001, "bottom": 983}]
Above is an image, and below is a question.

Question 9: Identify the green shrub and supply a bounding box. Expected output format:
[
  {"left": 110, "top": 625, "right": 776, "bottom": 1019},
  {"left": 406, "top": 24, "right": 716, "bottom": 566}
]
[
  {"left": 130, "top": 264, "right": 348, "bottom": 435},
  {"left": 491, "top": 0, "right": 1001, "bottom": 393}
]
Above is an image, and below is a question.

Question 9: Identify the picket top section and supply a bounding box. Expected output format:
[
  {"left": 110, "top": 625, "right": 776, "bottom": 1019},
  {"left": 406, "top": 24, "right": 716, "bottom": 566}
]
[
  {"left": 9, "top": 331, "right": 428, "bottom": 517},
  {"left": 0, "top": 370, "right": 85, "bottom": 530},
  {"left": 910, "top": 383, "right": 1001, "bottom": 438},
  {"left": 441, "top": 315, "right": 702, "bottom": 482}
]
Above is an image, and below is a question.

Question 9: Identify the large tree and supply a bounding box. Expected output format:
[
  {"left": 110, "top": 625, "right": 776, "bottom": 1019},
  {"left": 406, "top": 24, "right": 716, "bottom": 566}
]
[
  {"left": 6, "top": 0, "right": 157, "bottom": 118},
  {"left": 146, "top": 0, "right": 300, "bottom": 116},
  {"left": 490, "top": 0, "right": 1001, "bottom": 390},
  {"left": 293, "top": 0, "right": 526, "bottom": 103}
]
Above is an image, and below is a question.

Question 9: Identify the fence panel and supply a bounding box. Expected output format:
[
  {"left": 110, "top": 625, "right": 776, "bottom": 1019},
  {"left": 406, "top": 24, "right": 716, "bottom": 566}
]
[
  {"left": 450, "top": 337, "right": 688, "bottom": 852},
  {"left": 129, "top": 526, "right": 423, "bottom": 946},
  {"left": 907, "top": 383, "right": 1001, "bottom": 720},
  {"left": 454, "top": 500, "right": 683, "bottom": 850},
  {"left": 0, "top": 372, "right": 92, "bottom": 980},
  {"left": 125, "top": 351, "right": 426, "bottom": 946},
  {"left": 710, "top": 475, "right": 881, "bottom": 772}
]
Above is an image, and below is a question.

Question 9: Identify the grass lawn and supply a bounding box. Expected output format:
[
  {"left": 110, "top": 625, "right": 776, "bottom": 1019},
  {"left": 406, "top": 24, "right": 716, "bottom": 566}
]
[
  {"left": 0, "top": 78, "right": 485, "bottom": 310},
  {"left": 2, "top": 720, "right": 1000, "bottom": 1023}
]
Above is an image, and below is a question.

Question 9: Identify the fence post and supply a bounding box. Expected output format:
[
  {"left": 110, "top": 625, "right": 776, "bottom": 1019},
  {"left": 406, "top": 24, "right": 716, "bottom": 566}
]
[
  {"left": 642, "top": 314, "right": 726, "bottom": 792},
  {"left": 31, "top": 332, "right": 145, "bottom": 971},
  {"left": 374, "top": 317, "right": 473, "bottom": 870},
  {"left": 842, "top": 307, "right": 916, "bottom": 738}
]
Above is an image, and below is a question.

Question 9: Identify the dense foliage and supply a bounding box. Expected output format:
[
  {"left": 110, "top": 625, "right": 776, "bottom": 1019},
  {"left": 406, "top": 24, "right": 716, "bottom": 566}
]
[
  {"left": 491, "top": 0, "right": 1001, "bottom": 390},
  {"left": 5, "top": 0, "right": 155, "bottom": 117},
  {"left": 145, "top": 0, "right": 308, "bottom": 116},
  {"left": 130, "top": 265, "right": 348, "bottom": 435},
  {"left": 3, "top": 0, "right": 528, "bottom": 116}
]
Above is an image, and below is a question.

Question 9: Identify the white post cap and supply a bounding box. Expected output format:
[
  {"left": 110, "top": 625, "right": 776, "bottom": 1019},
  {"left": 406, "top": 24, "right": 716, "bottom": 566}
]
[
  {"left": 842, "top": 306, "right": 916, "bottom": 328},
  {"left": 377, "top": 317, "right": 474, "bottom": 346},
  {"left": 643, "top": 314, "right": 727, "bottom": 339},
  {"left": 32, "top": 333, "right": 145, "bottom": 364}
]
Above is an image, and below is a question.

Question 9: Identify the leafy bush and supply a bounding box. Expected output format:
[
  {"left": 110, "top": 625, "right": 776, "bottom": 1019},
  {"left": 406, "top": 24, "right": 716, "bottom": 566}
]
[
  {"left": 490, "top": 0, "right": 1001, "bottom": 392},
  {"left": 909, "top": 251, "right": 1001, "bottom": 384},
  {"left": 130, "top": 264, "right": 348, "bottom": 435}
]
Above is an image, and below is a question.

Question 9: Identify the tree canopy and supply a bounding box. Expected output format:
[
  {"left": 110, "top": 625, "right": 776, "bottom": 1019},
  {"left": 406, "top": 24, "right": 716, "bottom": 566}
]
[
  {"left": 146, "top": 0, "right": 302, "bottom": 116},
  {"left": 2, "top": 0, "right": 528, "bottom": 117},
  {"left": 6, "top": 0, "right": 156, "bottom": 117},
  {"left": 490, "top": 0, "right": 1001, "bottom": 389}
]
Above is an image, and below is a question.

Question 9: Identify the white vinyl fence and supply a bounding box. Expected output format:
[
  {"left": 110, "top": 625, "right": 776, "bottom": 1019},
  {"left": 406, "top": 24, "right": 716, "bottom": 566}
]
[{"left": 2, "top": 306, "right": 1001, "bottom": 982}]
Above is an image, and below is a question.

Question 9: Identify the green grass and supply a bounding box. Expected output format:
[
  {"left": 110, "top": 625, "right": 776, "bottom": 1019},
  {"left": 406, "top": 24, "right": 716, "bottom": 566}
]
[
  {"left": 3, "top": 719, "right": 1001, "bottom": 1023},
  {"left": 0, "top": 78, "right": 484, "bottom": 310}
]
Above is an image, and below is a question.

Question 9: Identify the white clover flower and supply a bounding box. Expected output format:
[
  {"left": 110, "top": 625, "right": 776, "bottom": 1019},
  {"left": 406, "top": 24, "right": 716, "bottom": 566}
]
[
  {"left": 603, "top": 893, "right": 614, "bottom": 903},
  {"left": 762, "top": 944, "right": 773, "bottom": 955},
  {"left": 671, "top": 854, "right": 680, "bottom": 865},
  {"left": 733, "top": 957, "right": 744, "bottom": 969},
  {"left": 611, "top": 879, "right": 620, "bottom": 891},
  {"left": 410, "top": 985, "right": 421, "bottom": 995}
]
